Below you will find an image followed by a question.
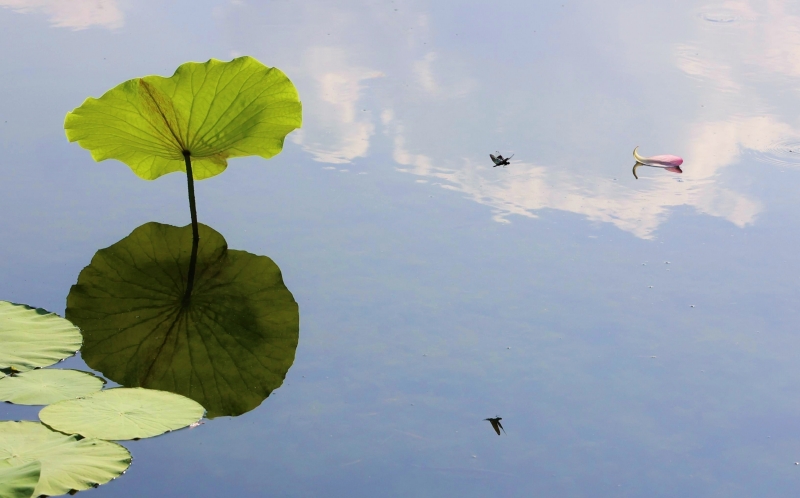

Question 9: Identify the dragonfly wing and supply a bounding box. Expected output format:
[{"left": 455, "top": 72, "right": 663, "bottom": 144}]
[
  {"left": 490, "top": 419, "right": 501, "bottom": 435},
  {"left": 490, "top": 154, "right": 501, "bottom": 165}
]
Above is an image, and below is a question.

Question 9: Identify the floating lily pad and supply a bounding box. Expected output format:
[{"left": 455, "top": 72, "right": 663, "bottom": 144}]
[
  {"left": 0, "top": 301, "right": 83, "bottom": 373},
  {"left": 64, "top": 56, "right": 302, "bottom": 180},
  {"left": 0, "top": 421, "right": 130, "bottom": 497},
  {"left": 39, "top": 387, "right": 205, "bottom": 440},
  {"left": 0, "top": 369, "right": 105, "bottom": 405},
  {"left": 65, "top": 222, "right": 299, "bottom": 418},
  {"left": 0, "top": 461, "right": 40, "bottom": 498}
]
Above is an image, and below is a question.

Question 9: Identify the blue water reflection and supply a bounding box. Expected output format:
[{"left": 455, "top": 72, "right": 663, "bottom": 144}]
[{"left": 2, "top": 0, "right": 800, "bottom": 496}]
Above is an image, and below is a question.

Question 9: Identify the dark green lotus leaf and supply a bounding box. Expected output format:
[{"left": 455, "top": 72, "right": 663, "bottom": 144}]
[
  {"left": 0, "top": 301, "right": 83, "bottom": 373},
  {"left": 65, "top": 222, "right": 299, "bottom": 418},
  {"left": 0, "top": 369, "right": 105, "bottom": 405},
  {"left": 0, "top": 421, "right": 130, "bottom": 497},
  {"left": 0, "top": 460, "right": 40, "bottom": 498}
]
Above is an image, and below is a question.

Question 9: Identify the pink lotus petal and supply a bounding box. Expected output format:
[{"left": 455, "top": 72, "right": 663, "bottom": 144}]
[
  {"left": 633, "top": 147, "right": 684, "bottom": 167},
  {"left": 665, "top": 166, "right": 683, "bottom": 174}
]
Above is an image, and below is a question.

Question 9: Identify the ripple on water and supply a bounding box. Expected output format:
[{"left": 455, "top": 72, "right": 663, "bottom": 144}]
[
  {"left": 701, "top": 13, "right": 737, "bottom": 23},
  {"left": 752, "top": 139, "right": 800, "bottom": 166},
  {"left": 698, "top": 8, "right": 741, "bottom": 24}
]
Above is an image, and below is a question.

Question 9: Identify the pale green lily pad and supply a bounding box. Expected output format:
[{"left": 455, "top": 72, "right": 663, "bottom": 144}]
[
  {"left": 0, "top": 421, "right": 130, "bottom": 497},
  {"left": 66, "top": 222, "right": 299, "bottom": 418},
  {"left": 0, "top": 460, "right": 40, "bottom": 498},
  {"left": 0, "top": 301, "right": 83, "bottom": 373},
  {"left": 39, "top": 387, "right": 205, "bottom": 440},
  {"left": 65, "top": 56, "right": 302, "bottom": 180},
  {"left": 0, "top": 369, "right": 105, "bottom": 405}
]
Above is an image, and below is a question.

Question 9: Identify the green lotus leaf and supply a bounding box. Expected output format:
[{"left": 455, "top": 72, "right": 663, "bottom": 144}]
[
  {"left": 39, "top": 387, "right": 204, "bottom": 440},
  {"left": 0, "top": 301, "right": 83, "bottom": 373},
  {"left": 64, "top": 56, "right": 302, "bottom": 181},
  {"left": 0, "top": 369, "right": 105, "bottom": 405},
  {"left": 65, "top": 222, "right": 299, "bottom": 418},
  {"left": 0, "top": 460, "right": 40, "bottom": 498},
  {"left": 0, "top": 421, "right": 130, "bottom": 497}
]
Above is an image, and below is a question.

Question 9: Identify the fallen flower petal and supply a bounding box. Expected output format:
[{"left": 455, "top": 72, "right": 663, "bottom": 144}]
[{"left": 633, "top": 146, "right": 684, "bottom": 167}]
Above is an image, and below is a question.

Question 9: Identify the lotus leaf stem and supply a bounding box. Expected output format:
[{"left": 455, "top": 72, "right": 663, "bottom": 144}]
[{"left": 182, "top": 151, "right": 199, "bottom": 305}]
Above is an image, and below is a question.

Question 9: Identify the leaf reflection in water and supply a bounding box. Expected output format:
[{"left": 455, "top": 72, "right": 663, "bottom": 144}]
[{"left": 66, "top": 222, "right": 299, "bottom": 418}]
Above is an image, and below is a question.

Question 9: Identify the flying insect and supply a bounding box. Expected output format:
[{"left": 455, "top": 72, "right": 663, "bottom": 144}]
[
  {"left": 484, "top": 416, "right": 506, "bottom": 435},
  {"left": 490, "top": 152, "right": 514, "bottom": 167}
]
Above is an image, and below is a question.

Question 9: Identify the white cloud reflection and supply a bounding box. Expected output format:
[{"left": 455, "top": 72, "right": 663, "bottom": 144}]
[
  {"left": 291, "top": 47, "right": 383, "bottom": 164},
  {"left": 374, "top": 0, "right": 798, "bottom": 238},
  {"left": 390, "top": 118, "right": 760, "bottom": 239},
  {"left": 0, "top": 0, "right": 123, "bottom": 29},
  {"left": 226, "top": 0, "right": 800, "bottom": 239}
]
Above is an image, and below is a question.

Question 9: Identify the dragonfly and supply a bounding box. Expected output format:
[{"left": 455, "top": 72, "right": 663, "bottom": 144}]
[
  {"left": 490, "top": 152, "right": 514, "bottom": 167},
  {"left": 484, "top": 416, "right": 506, "bottom": 435}
]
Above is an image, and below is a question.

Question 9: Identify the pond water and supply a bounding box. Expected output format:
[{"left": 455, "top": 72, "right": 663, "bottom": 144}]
[{"left": 2, "top": 0, "right": 800, "bottom": 496}]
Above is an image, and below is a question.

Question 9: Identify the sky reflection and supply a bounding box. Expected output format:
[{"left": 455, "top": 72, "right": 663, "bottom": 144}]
[
  {"left": 4, "top": 1, "right": 800, "bottom": 496},
  {"left": 5, "top": 0, "right": 789, "bottom": 237},
  {"left": 210, "top": 0, "right": 800, "bottom": 238},
  {"left": 0, "top": 0, "right": 123, "bottom": 30}
]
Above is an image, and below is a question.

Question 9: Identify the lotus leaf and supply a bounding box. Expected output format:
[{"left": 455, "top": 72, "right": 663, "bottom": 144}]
[
  {"left": 64, "top": 56, "right": 302, "bottom": 180},
  {"left": 0, "top": 461, "right": 40, "bottom": 498},
  {"left": 0, "top": 369, "right": 105, "bottom": 405},
  {"left": 65, "top": 222, "right": 299, "bottom": 418},
  {"left": 39, "top": 387, "right": 205, "bottom": 440},
  {"left": 0, "top": 421, "right": 130, "bottom": 497},
  {"left": 0, "top": 301, "right": 82, "bottom": 373}
]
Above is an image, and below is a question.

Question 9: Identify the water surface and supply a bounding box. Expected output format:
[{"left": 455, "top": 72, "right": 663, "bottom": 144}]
[{"left": 2, "top": 0, "right": 800, "bottom": 496}]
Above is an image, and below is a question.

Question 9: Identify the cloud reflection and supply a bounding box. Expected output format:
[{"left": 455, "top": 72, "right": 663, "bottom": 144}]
[
  {"left": 223, "top": 0, "right": 798, "bottom": 239},
  {"left": 290, "top": 47, "right": 383, "bottom": 164},
  {"left": 385, "top": 110, "right": 761, "bottom": 238},
  {"left": 0, "top": 0, "right": 123, "bottom": 29}
]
